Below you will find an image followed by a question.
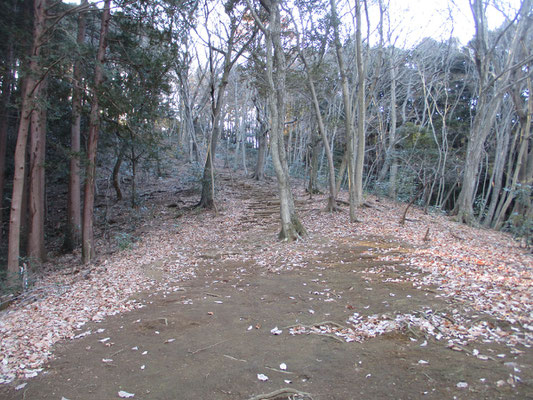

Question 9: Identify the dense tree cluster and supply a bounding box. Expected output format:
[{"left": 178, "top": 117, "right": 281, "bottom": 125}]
[{"left": 0, "top": 0, "right": 531, "bottom": 289}]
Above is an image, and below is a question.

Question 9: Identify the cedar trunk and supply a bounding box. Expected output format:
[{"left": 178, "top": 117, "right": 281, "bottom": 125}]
[
  {"left": 7, "top": 0, "right": 46, "bottom": 276},
  {"left": 81, "top": 0, "right": 111, "bottom": 263},
  {"left": 64, "top": 0, "right": 87, "bottom": 251},
  {"left": 27, "top": 80, "right": 47, "bottom": 265}
]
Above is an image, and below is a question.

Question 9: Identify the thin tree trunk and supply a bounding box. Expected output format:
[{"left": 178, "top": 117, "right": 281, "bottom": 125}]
[
  {"left": 7, "top": 0, "right": 46, "bottom": 276},
  {"left": 81, "top": 0, "right": 111, "bottom": 264},
  {"left": 330, "top": 0, "right": 357, "bottom": 221},
  {"left": 199, "top": 9, "right": 255, "bottom": 208},
  {"left": 252, "top": 96, "right": 268, "bottom": 180},
  {"left": 482, "top": 108, "right": 512, "bottom": 226},
  {"left": 353, "top": 0, "right": 366, "bottom": 206},
  {"left": 493, "top": 89, "right": 532, "bottom": 229},
  {"left": 112, "top": 143, "right": 125, "bottom": 201},
  {"left": 378, "top": 63, "right": 398, "bottom": 183},
  {"left": 254, "top": 130, "right": 267, "bottom": 180},
  {"left": 299, "top": 52, "right": 337, "bottom": 210},
  {"left": 130, "top": 147, "right": 136, "bottom": 209},
  {"left": 336, "top": 149, "right": 348, "bottom": 196},
  {"left": 246, "top": 0, "right": 305, "bottom": 240},
  {"left": 306, "top": 132, "right": 321, "bottom": 195},
  {"left": 64, "top": 0, "right": 87, "bottom": 251},
  {"left": 454, "top": 0, "right": 530, "bottom": 223},
  {"left": 0, "top": 42, "right": 14, "bottom": 243},
  {"left": 241, "top": 128, "right": 248, "bottom": 174}
]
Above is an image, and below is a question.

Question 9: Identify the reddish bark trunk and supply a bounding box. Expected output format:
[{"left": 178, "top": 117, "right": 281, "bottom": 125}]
[
  {"left": 27, "top": 80, "right": 47, "bottom": 265},
  {"left": 7, "top": 0, "right": 46, "bottom": 276},
  {"left": 81, "top": 0, "right": 111, "bottom": 264}
]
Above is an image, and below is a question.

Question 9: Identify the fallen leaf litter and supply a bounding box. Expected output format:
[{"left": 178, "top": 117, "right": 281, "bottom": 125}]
[{"left": 0, "top": 177, "right": 531, "bottom": 389}]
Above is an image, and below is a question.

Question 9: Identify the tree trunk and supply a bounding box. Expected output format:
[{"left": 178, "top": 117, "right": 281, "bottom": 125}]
[
  {"left": 378, "top": 63, "right": 398, "bottom": 184},
  {"left": 27, "top": 80, "right": 47, "bottom": 265},
  {"left": 7, "top": 0, "right": 46, "bottom": 276},
  {"left": 64, "top": 0, "right": 87, "bottom": 252},
  {"left": 0, "top": 41, "right": 14, "bottom": 243},
  {"left": 306, "top": 132, "right": 321, "bottom": 196},
  {"left": 178, "top": 67, "right": 199, "bottom": 163},
  {"left": 112, "top": 143, "right": 125, "bottom": 201},
  {"left": 482, "top": 107, "right": 512, "bottom": 226},
  {"left": 252, "top": 98, "right": 267, "bottom": 180},
  {"left": 198, "top": 8, "right": 251, "bottom": 209},
  {"left": 130, "top": 146, "right": 137, "bottom": 209},
  {"left": 493, "top": 91, "right": 532, "bottom": 229},
  {"left": 81, "top": 0, "right": 111, "bottom": 264},
  {"left": 330, "top": 0, "right": 357, "bottom": 221},
  {"left": 389, "top": 161, "right": 398, "bottom": 198},
  {"left": 270, "top": 1, "right": 305, "bottom": 240},
  {"left": 199, "top": 127, "right": 218, "bottom": 209},
  {"left": 299, "top": 50, "right": 337, "bottom": 210},
  {"left": 246, "top": 0, "right": 305, "bottom": 240},
  {"left": 454, "top": 0, "right": 530, "bottom": 223},
  {"left": 335, "top": 149, "right": 348, "bottom": 196},
  {"left": 353, "top": 0, "right": 366, "bottom": 206}
]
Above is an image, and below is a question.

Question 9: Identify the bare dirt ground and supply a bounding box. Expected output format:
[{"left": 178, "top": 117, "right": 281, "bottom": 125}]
[{"left": 1, "top": 170, "right": 532, "bottom": 399}]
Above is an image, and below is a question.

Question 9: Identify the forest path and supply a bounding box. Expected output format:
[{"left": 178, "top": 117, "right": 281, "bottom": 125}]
[{"left": 1, "top": 171, "right": 531, "bottom": 399}]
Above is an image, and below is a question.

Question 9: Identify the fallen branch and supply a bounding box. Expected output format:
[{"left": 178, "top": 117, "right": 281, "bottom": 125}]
[{"left": 248, "top": 388, "right": 314, "bottom": 400}]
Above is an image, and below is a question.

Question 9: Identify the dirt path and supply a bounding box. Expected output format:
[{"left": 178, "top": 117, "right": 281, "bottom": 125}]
[{"left": 1, "top": 175, "right": 532, "bottom": 399}]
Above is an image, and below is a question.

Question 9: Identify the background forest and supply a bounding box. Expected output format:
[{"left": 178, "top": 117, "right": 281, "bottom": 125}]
[{"left": 0, "top": 0, "right": 531, "bottom": 290}]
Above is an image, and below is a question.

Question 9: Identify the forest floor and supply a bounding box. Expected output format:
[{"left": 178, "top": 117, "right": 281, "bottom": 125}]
[{"left": 0, "top": 167, "right": 532, "bottom": 399}]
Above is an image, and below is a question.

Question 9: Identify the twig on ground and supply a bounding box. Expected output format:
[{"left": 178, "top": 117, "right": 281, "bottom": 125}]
[
  {"left": 111, "top": 348, "right": 124, "bottom": 357},
  {"left": 248, "top": 388, "right": 313, "bottom": 400},
  {"left": 188, "top": 339, "right": 229, "bottom": 355},
  {"left": 223, "top": 354, "right": 247, "bottom": 362},
  {"left": 265, "top": 366, "right": 295, "bottom": 374}
]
